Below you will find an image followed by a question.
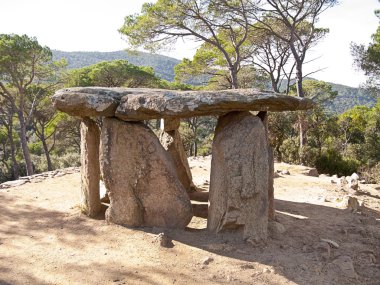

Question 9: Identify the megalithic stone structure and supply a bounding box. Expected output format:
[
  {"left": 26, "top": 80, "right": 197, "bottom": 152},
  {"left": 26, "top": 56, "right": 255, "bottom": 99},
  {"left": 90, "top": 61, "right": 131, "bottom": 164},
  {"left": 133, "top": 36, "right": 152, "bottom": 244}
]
[
  {"left": 159, "top": 118, "right": 196, "bottom": 193},
  {"left": 80, "top": 117, "right": 101, "bottom": 217},
  {"left": 52, "top": 87, "right": 314, "bottom": 238},
  {"left": 208, "top": 112, "right": 269, "bottom": 243},
  {"left": 100, "top": 118, "right": 193, "bottom": 228}
]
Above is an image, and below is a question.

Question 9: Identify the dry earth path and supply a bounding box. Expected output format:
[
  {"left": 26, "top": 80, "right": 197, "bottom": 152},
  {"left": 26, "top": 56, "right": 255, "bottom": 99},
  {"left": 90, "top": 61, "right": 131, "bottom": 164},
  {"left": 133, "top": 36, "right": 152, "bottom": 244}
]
[{"left": 1, "top": 156, "right": 379, "bottom": 285}]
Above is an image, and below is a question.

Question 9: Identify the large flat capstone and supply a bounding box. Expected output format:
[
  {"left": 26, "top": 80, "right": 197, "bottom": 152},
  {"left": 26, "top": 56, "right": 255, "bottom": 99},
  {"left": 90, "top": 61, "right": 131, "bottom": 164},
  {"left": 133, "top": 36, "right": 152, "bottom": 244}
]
[{"left": 52, "top": 87, "right": 314, "bottom": 119}]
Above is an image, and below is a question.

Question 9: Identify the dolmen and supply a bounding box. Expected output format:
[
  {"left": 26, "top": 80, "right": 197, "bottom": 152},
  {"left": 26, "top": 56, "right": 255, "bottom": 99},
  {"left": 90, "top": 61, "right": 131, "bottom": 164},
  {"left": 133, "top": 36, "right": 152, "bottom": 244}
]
[{"left": 52, "top": 87, "right": 313, "bottom": 243}]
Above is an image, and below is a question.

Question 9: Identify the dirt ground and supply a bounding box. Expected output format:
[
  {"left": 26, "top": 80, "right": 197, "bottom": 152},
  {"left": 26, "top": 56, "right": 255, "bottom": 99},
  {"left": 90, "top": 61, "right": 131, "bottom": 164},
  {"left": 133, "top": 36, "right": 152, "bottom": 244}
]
[{"left": 1, "top": 156, "right": 379, "bottom": 285}]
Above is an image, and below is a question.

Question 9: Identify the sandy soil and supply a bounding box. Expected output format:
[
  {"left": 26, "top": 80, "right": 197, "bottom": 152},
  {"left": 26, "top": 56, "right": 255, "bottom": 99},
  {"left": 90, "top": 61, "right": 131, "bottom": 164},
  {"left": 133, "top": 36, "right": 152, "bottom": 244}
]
[{"left": 1, "top": 156, "right": 379, "bottom": 285}]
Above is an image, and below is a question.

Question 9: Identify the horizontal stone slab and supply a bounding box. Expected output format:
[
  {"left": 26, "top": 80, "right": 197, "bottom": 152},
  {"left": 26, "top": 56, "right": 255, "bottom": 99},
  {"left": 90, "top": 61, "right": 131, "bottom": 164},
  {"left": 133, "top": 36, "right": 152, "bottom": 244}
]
[
  {"left": 52, "top": 87, "right": 126, "bottom": 117},
  {"left": 52, "top": 87, "right": 314, "bottom": 119}
]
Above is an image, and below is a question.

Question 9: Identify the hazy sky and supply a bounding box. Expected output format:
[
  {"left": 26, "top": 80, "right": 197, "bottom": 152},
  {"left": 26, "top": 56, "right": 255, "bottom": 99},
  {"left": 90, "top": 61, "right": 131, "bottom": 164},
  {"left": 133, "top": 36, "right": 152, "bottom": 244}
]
[{"left": 0, "top": 0, "right": 378, "bottom": 87}]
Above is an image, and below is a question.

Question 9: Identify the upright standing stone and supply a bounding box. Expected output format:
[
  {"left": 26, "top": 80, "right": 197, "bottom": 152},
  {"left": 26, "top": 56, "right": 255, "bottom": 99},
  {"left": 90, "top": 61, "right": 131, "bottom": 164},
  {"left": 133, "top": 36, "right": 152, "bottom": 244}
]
[
  {"left": 267, "top": 148, "right": 275, "bottom": 220},
  {"left": 100, "top": 118, "right": 193, "bottom": 228},
  {"left": 208, "top": 112, "right": 269, "bottom": 243},
  {"left": 159, "top": 118, "right": 195, "bottom": 192},
  {"left": 257, "top": 111, "right": 275, "bottom": 221},
  {"left": 80, "top": 117, "right": 101, "bottom": 217}
]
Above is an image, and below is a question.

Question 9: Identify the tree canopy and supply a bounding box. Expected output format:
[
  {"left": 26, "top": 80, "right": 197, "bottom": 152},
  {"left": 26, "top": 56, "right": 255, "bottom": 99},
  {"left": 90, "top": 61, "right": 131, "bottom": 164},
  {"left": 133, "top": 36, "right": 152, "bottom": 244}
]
[
  {"left": 65, "top": 60, "right": 162, "bottom": 88},
  {"left": 351, "top": 4, "right": 380, "bottom": 91},
  {"left": 120, "top": 0, "right": 335, "bottom": 93},
  {"left": 0, "top": 34, "right": 63, "bottom": 176}
]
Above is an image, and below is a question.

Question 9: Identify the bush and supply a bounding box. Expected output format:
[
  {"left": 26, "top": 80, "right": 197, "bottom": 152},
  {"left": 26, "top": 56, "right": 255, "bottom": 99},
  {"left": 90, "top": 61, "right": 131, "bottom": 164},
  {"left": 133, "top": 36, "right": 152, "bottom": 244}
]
[
  {"left": 315, "top": 149, "right": 360, "bottom": 176},
  {"left": 279, "top": 138, "right": 300, "bottom": 164},
  {"left": 359, "top": 162, "right": 380, "bottom": 184},
  {"left": 52, "top": 152, "right": 80, "bottom": 169}
]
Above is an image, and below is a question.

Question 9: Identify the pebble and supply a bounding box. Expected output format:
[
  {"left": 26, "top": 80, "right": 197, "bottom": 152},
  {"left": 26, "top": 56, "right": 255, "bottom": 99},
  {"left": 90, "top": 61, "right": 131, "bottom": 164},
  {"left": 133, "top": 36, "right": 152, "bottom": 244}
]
[
  {"left": 313, "top": 241, "right": 331, "bottom": 260},
  {"left": 332, "top": 255, "right": 358, "bottom": 278},
  {"left": 320, "top": 238, "right": 339, "bottom": 249},
  {"left": 154, "top": 233, "right": 174, "bottom": 248},
  {"left": 202, "top": 256, "right": 214, "bottom": 265},
  {"left": 262, "top": 267, "right": 273, "bottom": 273},
  {"left": 240, "top": 263, "right": 255, "bottom": 270}
]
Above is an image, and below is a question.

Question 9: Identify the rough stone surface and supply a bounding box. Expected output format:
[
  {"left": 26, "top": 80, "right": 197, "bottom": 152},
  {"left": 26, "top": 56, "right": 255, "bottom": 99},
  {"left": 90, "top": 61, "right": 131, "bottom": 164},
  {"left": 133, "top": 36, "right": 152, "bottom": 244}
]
[
  {"left": 303, "top": 168, "right": 319, "bottom": 177},
  {"left": 347, "top": 196, "right": 360, "bottom": 212},
  {"left": 268, "top": 148, "right": 275, "bottom": 220},
  {"left": 52, "top": 87, "right": 314, "bottom": 119},
  {"left": 100, "top": 118, "right": 193, "bottom": 229},
  {"left": 268, "top": 221, "right": 286, "bottom": 240},
  {"left": 80, "top": 118, "right": 101, "bottom": 217},
  {"left": 349, "top": 179, "right": 359, "bottom": 191},
  {"left": 0, "top": 179, "right": 28, "bottom": 189},
  {"left": 332, "top": 256, "right": 358, "bottom": 278},
  {"left": 52, "top": 87, "right": 126, "bottom": 117},
  {"left": 161, "top": 118, "right": 181, "bottom": 132},
  {"left": 208, "top": 112, "right": 269, "bottom": 242},
  {"left": 256, "top": 111, "right": 275, "bottom": 221},
  {"left": 159, "top": 129, "right": 195, "bottom": 192}
]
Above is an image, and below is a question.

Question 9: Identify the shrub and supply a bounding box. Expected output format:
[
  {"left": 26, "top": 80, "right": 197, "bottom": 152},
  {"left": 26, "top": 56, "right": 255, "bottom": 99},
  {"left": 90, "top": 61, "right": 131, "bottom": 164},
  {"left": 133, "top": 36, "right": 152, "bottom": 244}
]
[
  {"left": 52, "top": 152, "right": 80, "bottom": 169},
  {"left": 279, "top": 138, "right": 300, "bottom": 164},
  {"left": 359, "top": 162, "right": 380, "bottom": 184},
  {"left": 315, "top": 149, "right": 360, "bottom": 176}
]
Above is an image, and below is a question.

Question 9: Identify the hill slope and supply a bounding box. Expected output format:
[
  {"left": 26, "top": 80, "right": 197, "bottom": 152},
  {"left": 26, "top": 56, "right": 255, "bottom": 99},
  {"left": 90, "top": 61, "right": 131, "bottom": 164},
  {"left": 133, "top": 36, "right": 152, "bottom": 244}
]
[
  {"left": 53, "top": 50, "right": 180, "bottom": 82},
  {"left": 53, "top": 50, "right": 376, "bottom": 114},
  {"left": 327, "top": 82, "right": 376, "bottom": 114}
]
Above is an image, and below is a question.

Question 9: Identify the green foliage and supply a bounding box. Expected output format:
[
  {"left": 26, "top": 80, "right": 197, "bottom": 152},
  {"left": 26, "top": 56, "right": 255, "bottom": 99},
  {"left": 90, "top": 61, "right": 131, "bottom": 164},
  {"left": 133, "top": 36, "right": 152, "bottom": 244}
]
[
  {"left": 300, "top": 80, "right": 338, "bottom": 103},
  {"left": 351, "top": 4, "right": 380, "bottom": 91},
  {"left": 52, "top": 152, "right": 81, "bottom": 169},
  {"left": 53, "top": 50, "right": 180, "bottom": 82},
  {"left": 0, "top": 34, "right": 52, "bottom": 85},
  {"left": 29, "top": 142, "right": 43, "bottom": 156},
  {"left": 315, "top": 149, "right": 360, "bottom": 177},
  {"left": 179, "top": 117, "right": 217, "bottom": 157},
  {"left": 279, "top": 137, "right": 300, "bottom": 165},
  {"left": 359, "top": 162, "right": 380, "bottom": 184},
  {"left": 65, "top": 60, "right": 162, "bottom": 88}
]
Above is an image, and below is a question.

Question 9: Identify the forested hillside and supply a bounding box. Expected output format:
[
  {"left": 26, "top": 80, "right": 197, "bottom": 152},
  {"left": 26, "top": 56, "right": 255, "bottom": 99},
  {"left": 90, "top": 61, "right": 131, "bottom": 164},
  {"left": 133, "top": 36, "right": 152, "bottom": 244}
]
[
  {"left": 53, "top": 50, "right": 180, "bottom": 82},
  {"left": 53, "top": 50, "right": 375, "bottom": 114},
  {"left": 327, "top": 82, "right": 376, "bottom": 113}
]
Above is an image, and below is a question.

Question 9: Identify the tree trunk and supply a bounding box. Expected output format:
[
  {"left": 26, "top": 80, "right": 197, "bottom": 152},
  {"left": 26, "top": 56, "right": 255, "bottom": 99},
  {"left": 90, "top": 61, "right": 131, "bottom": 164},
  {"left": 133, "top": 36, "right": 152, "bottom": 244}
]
[
  {"left": 294, "top": 62, "right": 306, "bottom": 163},
  {"left": 275, "top": 145, "right": 282, "bottom": 163},
  {"left": 193, "top": 141, "right": 198, "bottom": 157},
  {"left": 41, "top": 133, "right": 53, "bottom": 171},
  {"left": 17, "top": 110, "right": 34, "bottom": 175},
  {"left": 298, "top": 112, "right": 307, "bottom": 164},
  {"left": 230, "top": 68, "right": 239, "bottom": 89},
  {"left": 270, "top": 76, "right": 280, "bottom": 93},
  {"left": 7, "top": 122, "right": 19, "bottom": 179}
]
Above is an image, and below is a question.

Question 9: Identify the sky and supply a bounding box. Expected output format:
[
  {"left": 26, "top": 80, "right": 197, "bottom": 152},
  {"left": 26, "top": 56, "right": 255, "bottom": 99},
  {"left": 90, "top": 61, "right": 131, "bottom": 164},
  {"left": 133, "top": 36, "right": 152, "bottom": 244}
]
[{"left": 0, "top": 0, "right": 378, "bottom": 87}]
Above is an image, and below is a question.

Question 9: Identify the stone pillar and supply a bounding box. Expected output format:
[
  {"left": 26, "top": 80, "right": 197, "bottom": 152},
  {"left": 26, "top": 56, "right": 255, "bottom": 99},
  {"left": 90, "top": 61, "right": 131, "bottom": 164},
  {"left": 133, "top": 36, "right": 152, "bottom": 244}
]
[
  {"left": 159, "top": 118, "right": 195, "bottom": 192},
  {"left": 80, "top": 117, "right": 101, "bottom": 217},
  {"left": 208, "top": 112, "right": 269, "bottom": 243},
  {"left": 257, "top": 111, "right": 275, "bottom": 220},
  {"left": 100, "top": 118, "right": 193, "bottom": 229}
]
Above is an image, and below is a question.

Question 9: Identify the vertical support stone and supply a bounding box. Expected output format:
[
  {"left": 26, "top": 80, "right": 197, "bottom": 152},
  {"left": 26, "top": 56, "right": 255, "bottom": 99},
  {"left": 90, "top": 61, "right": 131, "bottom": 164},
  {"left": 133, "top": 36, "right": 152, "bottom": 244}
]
[
  {"left": 80, "top": 117, "right": 101, "bottom": 217},
  {"left": 208, "top": 112, "right": 269, "bottom": 243},
  {"left": 159, "top": 118, "right": 195, "bottom": 192},
  {"left": 100, "top": 118, "right": 193, "bottom": 228},
  {"left": 257, "top": 111, "right": 275, "bottom": 221}
]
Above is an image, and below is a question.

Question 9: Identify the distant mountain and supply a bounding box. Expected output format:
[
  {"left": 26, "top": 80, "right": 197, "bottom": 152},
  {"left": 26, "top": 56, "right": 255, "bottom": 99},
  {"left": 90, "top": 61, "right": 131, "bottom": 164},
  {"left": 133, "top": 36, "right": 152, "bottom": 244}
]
[
  {"left": 53, "top": 50, "right": 180, "bottom": 82},
  {"left": 53, "top": 50, "right": 376, "bottom": 114},
  {"left": 326, "top": 82, "right": 376, "bottom": 114},
  {"left": 280, "top": 78, "right": 376, "bottom": 114}
]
